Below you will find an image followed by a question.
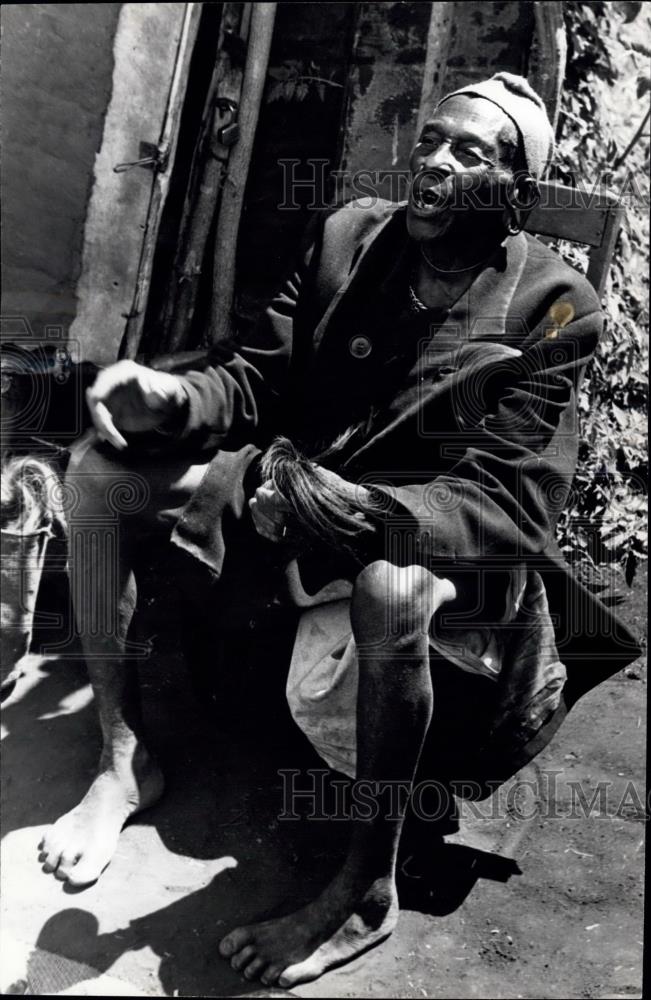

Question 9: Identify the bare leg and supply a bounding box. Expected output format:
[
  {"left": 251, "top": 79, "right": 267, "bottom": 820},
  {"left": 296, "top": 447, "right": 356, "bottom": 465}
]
[
  {"left": 219, "top": 560, "right": 456, "bottom": 986},
  {"left": 39, "top": 435, "right": 206, "bottom": 886}
]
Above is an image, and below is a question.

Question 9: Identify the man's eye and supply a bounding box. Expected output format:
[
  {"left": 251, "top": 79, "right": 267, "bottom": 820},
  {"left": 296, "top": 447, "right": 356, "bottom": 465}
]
[
  {"left": 418, "top": 134, "right": 439, "bottom": 147},
  {"left": 458, "top": 148, "right": 484, "bottom": 163}
]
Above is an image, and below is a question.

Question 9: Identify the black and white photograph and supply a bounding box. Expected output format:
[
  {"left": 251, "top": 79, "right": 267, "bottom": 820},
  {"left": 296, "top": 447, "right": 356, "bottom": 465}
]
[{"left": 1, "top": 2, "right": 648, "bottom": 997}]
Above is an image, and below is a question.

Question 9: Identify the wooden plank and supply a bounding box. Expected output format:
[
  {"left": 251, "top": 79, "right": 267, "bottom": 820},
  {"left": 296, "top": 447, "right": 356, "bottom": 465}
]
[
  {"left": 121, "top": 3, "right": 203, "bottom": 360},
  {"left": 416, "top": 3, "right": 455, "bottom": 136},
  {"left": 210, "top": 2, "right": 278, "bottom": 344},
  {"left": 525, "top": 181, "right": 625, "bottom": 296},
  {"left": 529, "top": 1, "right": 567, "bottom": 135},
  {"left": 525, "top": 181, "right": 621, "bottom": 247},
  {"left": 586, "top": 204, "right": 625, "bottom": 297},
  {"left": 68, "top": 4, "right": 189, "bottom": 367},
  {"left": 159, "top": 3, "right": 252, "bottom": 355}
]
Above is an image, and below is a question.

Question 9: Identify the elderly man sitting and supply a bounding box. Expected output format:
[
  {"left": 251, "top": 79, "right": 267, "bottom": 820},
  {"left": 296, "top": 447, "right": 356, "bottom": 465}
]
[{"left": 38, "top": 73, "right": 639, "bottom": 986}]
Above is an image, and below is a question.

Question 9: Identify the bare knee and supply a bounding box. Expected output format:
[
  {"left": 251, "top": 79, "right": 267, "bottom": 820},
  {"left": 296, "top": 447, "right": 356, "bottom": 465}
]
[
  {"left": 354, "top": 560, "right": 453, "bottom": 613},
  {"left": 66, "top": 435, "right": 116, "bottom": 508},
  {"left": 352, "top": 560, "right": 455, "bottom": 641},
  {"left": 66, "top": 435, "right": 149, "bottom": 522},
  {"left": 67, "top": 432, "right": 116, "bottom": 478}
]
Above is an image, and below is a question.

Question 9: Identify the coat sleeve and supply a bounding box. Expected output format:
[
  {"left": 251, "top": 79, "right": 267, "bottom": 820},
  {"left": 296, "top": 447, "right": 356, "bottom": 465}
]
[
  {"left": 169, "top": 281, "right": 298, "bottom": 452},
  {"left": 376, "top": 309, "right": 603, "bottom": 567},
  {"left": 168, "top": 213, "right": 328, "bottom": 452}
]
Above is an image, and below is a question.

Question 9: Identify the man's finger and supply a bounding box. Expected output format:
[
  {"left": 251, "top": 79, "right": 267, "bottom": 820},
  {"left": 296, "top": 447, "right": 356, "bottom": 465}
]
[
  {"left": 254, "top": 489, "right": 290, "bottom": 528},
  {"left": 255, "top": 506, "right": 285, "bottom": 530},
  {"left": 86, "top": 393, "right": 128, "bottom": 450},
  {"left": 255, "top": 485, "right": 291, "bottom": 511},
  {"left": 251, "top": 507, "right": 281, "bottom": 539},
  {"left": 249, "top": 498, "right": 284, "bottom": 541},
  {"left": 254, "top": 518, "right": 282, "bottom": 542}
]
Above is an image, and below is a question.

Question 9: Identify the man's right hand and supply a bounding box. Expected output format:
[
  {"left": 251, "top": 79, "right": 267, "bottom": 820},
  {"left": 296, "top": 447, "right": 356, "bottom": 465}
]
[{"left": 85, "top": 360, "right": 188, "bottom": 450}]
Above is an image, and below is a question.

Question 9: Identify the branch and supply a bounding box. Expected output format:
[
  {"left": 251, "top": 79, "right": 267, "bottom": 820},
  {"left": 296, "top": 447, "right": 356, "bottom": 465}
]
[{"left": 614, "top": 106, "right": 651, "bottom": 169}]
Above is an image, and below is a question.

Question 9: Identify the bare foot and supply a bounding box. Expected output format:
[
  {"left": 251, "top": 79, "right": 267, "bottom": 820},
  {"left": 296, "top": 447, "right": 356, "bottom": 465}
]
[
  {"left": 219, "top": 868, "right": 399, "bottom": 987},
  {"left": 38, "top": 746, "right": 164, "bottom": 887}
]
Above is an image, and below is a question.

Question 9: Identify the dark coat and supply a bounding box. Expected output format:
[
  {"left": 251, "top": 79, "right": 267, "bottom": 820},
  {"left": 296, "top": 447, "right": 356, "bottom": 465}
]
[{"left": 166, "top": 199, "right": 641, "bottom": 783}]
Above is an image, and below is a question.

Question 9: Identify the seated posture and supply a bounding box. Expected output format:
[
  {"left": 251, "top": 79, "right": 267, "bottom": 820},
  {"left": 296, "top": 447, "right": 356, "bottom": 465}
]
[{"left": 39, "top": 74, "right": 639, "bottom": 986}]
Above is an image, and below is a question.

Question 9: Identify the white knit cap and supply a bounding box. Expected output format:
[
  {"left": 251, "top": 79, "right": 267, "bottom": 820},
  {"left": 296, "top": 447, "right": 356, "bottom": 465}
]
[{"left": 437, "top": 72, "right": 555, "bottom": 178}]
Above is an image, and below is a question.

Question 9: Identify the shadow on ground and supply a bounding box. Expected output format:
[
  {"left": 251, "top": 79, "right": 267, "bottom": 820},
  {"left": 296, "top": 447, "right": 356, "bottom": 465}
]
[
  {"left": 1, "top": 563, "right": 646, "bottom": 997},
  {"left": 1, "top": 627, "right": 520, "bottom": 996}
]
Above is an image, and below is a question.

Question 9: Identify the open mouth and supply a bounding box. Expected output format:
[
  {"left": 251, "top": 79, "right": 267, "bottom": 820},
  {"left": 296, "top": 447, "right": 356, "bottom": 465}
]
[{"left": 409, "top": 167, "right": 452, "bottom": 213}]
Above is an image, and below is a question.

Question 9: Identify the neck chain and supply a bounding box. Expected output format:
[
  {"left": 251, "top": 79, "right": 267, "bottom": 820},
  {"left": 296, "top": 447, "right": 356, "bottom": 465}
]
[
  {"left": 408, "top": 263, "right": 464, "bottom": 314},
  {"left": 419, "top": 242, "right": 495, "bottom": 275},
  {"left": 408, "top": 282, "right": 429, "bottom": 313}
]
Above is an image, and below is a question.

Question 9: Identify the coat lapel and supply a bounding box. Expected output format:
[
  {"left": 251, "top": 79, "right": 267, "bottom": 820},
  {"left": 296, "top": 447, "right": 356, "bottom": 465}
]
[
  {"left": 335, "top": 228, "right": 530, "bottom": 468},
  {"left": 439, "top": 230, "right": 528, "bottom": 343},
  {"left": 312, "top": 205, "right": 409, "bottom": 353},
  {"left": 314, "top": 211, "right": 529, "bottom": 358}
]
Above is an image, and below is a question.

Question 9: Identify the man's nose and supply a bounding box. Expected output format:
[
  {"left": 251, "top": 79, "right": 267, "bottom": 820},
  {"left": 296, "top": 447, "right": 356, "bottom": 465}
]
[{"left": 423, "top": 141, "right": 458, "bottom": 172}]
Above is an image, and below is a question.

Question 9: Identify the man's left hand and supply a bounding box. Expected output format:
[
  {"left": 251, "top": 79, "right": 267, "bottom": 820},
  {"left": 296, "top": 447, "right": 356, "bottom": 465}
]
[
  {"left": 249, "top": 482, "right": 292, "bottom": 542},
  {"left": 250, "top": 466, "right": 376, "bottom": 543}
]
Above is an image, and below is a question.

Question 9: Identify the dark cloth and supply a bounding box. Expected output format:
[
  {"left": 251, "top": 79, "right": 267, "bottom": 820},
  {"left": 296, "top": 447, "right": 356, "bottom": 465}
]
[{"left": 156, "top": 198, "right": 640, "bottom": 780}]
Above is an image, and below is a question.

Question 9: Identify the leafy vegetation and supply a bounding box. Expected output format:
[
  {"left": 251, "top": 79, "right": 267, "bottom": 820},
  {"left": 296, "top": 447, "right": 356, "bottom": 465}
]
[
  {"left": 266, "top": 59, "right": 343, "bottom": 103},
  {"left": 550, "top": 0, "right": 649, "bottom": 589}
]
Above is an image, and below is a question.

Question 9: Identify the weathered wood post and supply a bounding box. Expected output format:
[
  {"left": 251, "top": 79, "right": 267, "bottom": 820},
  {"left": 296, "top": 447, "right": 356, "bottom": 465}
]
[
  {"left": 158, "top": 4, "right": 253, "bottom": 353},
  {"left": 209, "top": 3, "right": 277, "bottom": 345}
]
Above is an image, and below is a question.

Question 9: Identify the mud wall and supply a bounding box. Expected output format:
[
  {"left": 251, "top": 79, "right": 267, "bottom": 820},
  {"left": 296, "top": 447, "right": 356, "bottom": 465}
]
[
  {"left": 1, "top": 2, "right": 537, "bottom": 353},
  {"left": 340, "top": 1, "right": 535, "bottom": 202},
  {"left": 1, "top": 4, "right": 122, "bottom": 343}
]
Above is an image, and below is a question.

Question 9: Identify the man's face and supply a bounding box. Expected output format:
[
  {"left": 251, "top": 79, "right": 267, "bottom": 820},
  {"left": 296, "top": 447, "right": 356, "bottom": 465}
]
[{"left": 406, "top": 94, "right": 518, "bottom": 243}]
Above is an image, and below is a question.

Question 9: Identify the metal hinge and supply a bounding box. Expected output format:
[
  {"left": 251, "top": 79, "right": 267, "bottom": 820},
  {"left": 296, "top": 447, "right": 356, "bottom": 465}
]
[
  {"left": 214, "top": 97, "right": 240, "bottom": 148},
  {"left": 113, "top": 141, "right": 170, "bottom": 174}
]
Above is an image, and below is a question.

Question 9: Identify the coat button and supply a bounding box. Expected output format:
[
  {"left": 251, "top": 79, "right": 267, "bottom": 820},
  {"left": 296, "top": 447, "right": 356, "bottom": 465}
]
[{"left": 349, "top": 335, "right": 372, "bottom": 359}]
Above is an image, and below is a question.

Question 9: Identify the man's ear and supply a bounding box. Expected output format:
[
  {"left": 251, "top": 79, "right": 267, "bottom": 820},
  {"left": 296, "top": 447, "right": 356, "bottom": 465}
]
[
  {"left": 511, "top": 173, "right": 540, "bottom": 212},
  {"left": 505, "top": 172, "right": 540, "bottom": 235}
]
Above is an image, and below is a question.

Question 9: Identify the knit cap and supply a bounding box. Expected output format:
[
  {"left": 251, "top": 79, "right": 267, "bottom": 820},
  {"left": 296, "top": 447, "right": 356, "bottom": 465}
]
[{"left": 437, "top": 72, "right": 554, "bottom": 178}]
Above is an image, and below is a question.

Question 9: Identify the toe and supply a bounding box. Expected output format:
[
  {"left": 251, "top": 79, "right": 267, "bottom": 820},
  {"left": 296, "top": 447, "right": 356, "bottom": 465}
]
[
  {"left": 39, "top": 828, "right": 63, "bottom": 864},
  {"left": 279, "top": 959, "right": 323, "bottom": 988},
  {"left": 55, "top": 851, "right": 81, "bottom": 881},
  {"left": 261, "top": 964, "right": 283, "bottom": 986},
  {"left": 219, "top": 927, "right": 252, "bottom": 958},
  {"left": 230, "top": 945, "right": 257, "bottom": 972},
  {"left": 42, "top": 849, "right": 63, "bottom": 874},
  {"left": 64, "top": 854, "right": 107, "bottom": 888},
  {"left": 243, "top": 957, "right": 268, "bottom": 982},
  {"left": 39, "top": 826, "right": 57, "bottom": 852}
]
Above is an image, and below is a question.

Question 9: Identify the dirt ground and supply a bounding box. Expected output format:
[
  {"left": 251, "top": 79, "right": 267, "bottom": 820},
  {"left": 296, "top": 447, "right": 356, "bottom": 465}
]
[{"left": 1, "top": 565, "right": 646, "bottom": 999}]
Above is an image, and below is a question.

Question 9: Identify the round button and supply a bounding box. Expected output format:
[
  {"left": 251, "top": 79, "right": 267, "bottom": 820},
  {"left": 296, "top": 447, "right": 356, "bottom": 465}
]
[{"left": 349, "top": 335, "right": 372, "bottom": 359}]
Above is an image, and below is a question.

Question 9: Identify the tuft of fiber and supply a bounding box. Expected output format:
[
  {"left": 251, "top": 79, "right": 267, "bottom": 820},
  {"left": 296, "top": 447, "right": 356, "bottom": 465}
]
[
  {"left": 1, "top": 457, "right": 64, "bottom": 533},
  {"left": 260, "top": 436, "right": 380, "bottom": 552}
]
